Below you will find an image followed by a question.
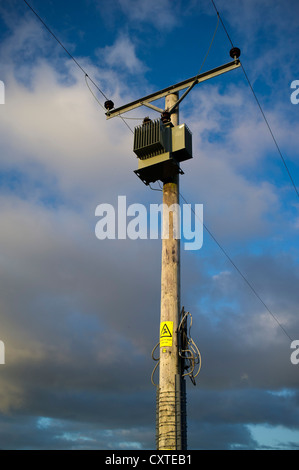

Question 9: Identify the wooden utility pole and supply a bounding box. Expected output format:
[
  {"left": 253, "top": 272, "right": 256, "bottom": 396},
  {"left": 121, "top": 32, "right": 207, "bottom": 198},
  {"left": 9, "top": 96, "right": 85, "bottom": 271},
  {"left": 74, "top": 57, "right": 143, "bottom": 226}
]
[
  {"left": 105, "top": 53, "right": 241, "bottom": 451},
  {"left": 157, "top": 93, "right": 184, "bottom": 450}
]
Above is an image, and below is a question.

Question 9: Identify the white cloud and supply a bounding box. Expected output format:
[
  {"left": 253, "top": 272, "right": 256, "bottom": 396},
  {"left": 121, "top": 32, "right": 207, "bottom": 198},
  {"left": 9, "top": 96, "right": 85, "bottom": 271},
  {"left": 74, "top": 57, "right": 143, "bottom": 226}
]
[
  {"left": 97, "top": 34, "right": 147, "bottom": 74},
  {"left": 1, "top": 62, "right": 136, "bottom": 205},
  {"left": 0, "top": 2, "right": 299, "bottom": 450}
]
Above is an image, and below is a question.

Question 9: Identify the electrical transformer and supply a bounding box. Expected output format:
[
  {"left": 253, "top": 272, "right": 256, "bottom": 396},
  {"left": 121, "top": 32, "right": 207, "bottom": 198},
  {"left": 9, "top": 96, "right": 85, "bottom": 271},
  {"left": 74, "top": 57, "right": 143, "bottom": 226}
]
[{"left": 133, "top": 119, "right": 192, "bottom": 185}]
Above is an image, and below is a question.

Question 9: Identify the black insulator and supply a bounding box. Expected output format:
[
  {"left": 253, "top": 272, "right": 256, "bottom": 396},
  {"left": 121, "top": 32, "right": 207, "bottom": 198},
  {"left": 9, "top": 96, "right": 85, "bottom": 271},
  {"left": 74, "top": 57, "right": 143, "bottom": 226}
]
[
  {"left": 230, "top": 47, "right": 241, "bottom": 59},
  {"left": 142, "top": 116, "right": 152, "bottom": 126},
  {"left": 161, "top": 111, "right": 171, "bottom": 124},
  {"left": 104, "top": 100, "right": 114, "bottom": 111}
]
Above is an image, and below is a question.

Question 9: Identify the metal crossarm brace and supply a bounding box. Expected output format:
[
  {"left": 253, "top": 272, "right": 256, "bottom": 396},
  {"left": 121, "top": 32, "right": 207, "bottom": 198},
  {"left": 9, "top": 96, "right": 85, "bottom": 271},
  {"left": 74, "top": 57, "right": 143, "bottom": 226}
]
[{"left": 106, "top": 59, "right": 240, "bottom": 119}]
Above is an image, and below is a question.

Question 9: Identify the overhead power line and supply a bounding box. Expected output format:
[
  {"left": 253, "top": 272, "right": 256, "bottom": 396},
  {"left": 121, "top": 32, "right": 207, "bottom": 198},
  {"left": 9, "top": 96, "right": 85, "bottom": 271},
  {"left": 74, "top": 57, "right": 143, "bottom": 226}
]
[
  {"left": 179, "top": 191, "right": 294, "bottom": 343},
  {"left": 23, "top": 0, "right": 294, "bottom": 342},
  {"left": 22, "top": 0, "right": 135, "bottom": 133},
  {"left": 240, "top": 64, "right": 299, "bottom": 199},
  {"left": 210, "top": 0, "right": 234, "bottom": 48},
  {"left": 197, "top": 13, "right": 220, "bottom": 76},
  {"left": 23, "top": 0, "right": 109, "bottom": 102},
  {"left": 210, "top": 0, "right": 299, "bottom": 200}
]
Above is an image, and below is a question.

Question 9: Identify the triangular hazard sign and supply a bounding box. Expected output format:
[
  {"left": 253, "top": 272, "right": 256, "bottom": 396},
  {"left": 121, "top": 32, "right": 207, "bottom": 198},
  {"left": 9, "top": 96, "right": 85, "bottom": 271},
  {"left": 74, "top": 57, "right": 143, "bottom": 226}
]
[{"left": 161, "top": 323, "right": 172, "bottom": 337}]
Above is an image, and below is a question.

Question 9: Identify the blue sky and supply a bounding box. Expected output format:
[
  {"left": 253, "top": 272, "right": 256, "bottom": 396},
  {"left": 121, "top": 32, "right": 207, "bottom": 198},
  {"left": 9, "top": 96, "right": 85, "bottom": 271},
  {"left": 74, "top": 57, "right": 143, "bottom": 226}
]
[{"left": 0, "top": 0, "right": 298, "bottom": 450}]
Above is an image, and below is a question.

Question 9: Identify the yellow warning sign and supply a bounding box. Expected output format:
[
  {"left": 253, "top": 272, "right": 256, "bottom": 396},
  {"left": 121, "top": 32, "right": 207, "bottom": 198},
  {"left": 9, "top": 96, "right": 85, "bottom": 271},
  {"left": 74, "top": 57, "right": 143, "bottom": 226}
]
[{"left": 160, "top": 321, "right": 173, "bottom": 347}]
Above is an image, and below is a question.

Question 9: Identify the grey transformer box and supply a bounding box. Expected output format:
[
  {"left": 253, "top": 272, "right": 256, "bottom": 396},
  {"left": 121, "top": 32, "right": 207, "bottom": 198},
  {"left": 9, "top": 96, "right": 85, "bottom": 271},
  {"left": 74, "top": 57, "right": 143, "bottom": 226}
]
[{"left": 133, "top": 119, "right": 192, "bottom": 185}]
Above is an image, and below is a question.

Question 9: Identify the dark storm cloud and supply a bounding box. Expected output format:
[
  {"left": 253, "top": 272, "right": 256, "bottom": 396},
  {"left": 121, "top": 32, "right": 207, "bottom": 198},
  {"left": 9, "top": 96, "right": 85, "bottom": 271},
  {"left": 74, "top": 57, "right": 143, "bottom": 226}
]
[{"left": 0, "top": 0, "right": 299, "bottom": 450}]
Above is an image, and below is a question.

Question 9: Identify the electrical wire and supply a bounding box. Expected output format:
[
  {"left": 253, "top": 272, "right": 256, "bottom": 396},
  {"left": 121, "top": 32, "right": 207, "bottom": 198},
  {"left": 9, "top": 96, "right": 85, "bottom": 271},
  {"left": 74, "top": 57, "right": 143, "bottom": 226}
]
[
  {"left": 115, "top": 116, "right": 145, "bottom": 121},
  {"left": 23, "top": 0, "right": 295, "bottom": 344},
  {"left": 23, "top": 0, "right": 109, "bottom": 102},
  {"left": 111, "top": 113, "right": 134, "bottom": 134},
  {"left": 156, "top": 182, "right": 292, "bottom": 343},
  {"left": 179, "top": 190, "right": 294, "bottom": 343},
  {"left": 151, "top": 309, "right": 202, "bottom": 387},
  {"left": 117, "top": 117, "right": 144, "bottom": 121},
  {"left": 85, "top": 74, "right": 134, "bottom": 133},
  {"left": 84, "top": 74, "right": 105, "bottom": 110},
  {"left": 210, "top": 0, "right": 234, "bottom": 48},
  {"left": 118, "top": 116, "right": 134, "bottom": 134},
  {"left": 151, "top": 342, "right": 160, "bottom": 386},
  {"left": 196, "top": 12, "right": 220, "bottom": 76},
  {"left": 209, "top": 0, "right": 299, "bottom": 200},
  {"left": 240, "top": 63, "right": 299, "bottom": 199},
  {"left": 207, "top": 0, "right": 297, "bottom": 340},
  {"left": 23, "top": 0, "right": 135, "bottom": 134},
  {"left": 23, "top": 0, "right": 298, "bottom": 195},
  {"left": 179, "top": 308, "right": 202, "bottom": 385},
  {"left": 169, "top": 14, "right": 220, "bottom": 114}
]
